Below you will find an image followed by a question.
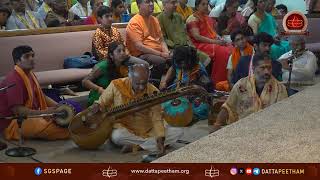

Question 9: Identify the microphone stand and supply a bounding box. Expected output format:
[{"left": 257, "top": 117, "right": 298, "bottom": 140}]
[
  {"left": 2, "top": 111, "right": 66, "bottom": 157},
  {"left": 287, "top": 58, "right": 293, "bottom": 90},
  {"left": 5, "top": 115, "right": 36, "bottom": 157}
]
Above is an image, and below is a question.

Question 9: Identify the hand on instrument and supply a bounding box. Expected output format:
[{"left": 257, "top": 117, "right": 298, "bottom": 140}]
[
  {"left": 159, "top": 81, "right": 167, "bottom": 90},
  {"left": 89, "top": 103, "right": 101, "bottom": 115}
]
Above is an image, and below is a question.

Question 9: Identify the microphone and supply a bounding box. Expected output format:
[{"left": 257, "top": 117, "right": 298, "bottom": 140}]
[{"left": 0, "top": 84, "right": 16, "bottom": 92}]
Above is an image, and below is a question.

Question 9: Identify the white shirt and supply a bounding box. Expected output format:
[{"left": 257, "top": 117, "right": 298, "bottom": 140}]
[
  {"left": 209, "top": 3, "right": 225, "bottom": 17},
  {"left": 69, "top": 1, "right": 92, "bottom": 18},
  {"left": 209, "top": 2, "right": 245, "bottom": 18},
  {"left": 209, "top": 0, "right": 226, "bottom": 7},
  {"left": 278, "top": 50, "right": 318, "bottom": 84}
]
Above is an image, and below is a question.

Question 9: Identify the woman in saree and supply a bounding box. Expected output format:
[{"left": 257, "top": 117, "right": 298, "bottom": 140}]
[
  {"left": 216, "top": 0, "right": 247, "bottom": 36},
  {"left": 186, "top": 0, "right": 232, "bottom": 87},
  {"left": 248, "top": 0, "right": 291, "bottom": 60},
  {"left": 82, "top": 42, "right": 130, "bottom": 106}
]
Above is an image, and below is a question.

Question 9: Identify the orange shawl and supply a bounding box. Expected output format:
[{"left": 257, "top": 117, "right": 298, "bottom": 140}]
[
  {"left": 231, "top": 43, "right": 254, "bottom": 70},
  {"left": 15, "top": 65, "right": 47, "bottom": 109},
  {"left": 193, "top": 12, "right": 217, "bottom": 39}
]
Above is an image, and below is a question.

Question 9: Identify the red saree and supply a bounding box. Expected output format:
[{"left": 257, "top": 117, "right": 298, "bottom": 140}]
[{"left": 186, "top": 13, "right": 232, "bottom": 85}]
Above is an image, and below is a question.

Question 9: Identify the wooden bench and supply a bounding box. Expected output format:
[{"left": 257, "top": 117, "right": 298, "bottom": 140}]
[{"left": 0, "top": 23, "right": 128, "bottom": 86}]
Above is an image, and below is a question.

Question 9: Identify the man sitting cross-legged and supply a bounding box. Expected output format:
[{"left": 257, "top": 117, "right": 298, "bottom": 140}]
[
  {"left": 212, "top": 53, "right": 288, "bottom": 132},
  {"left": 126, "top": 0, "right": 171, "bottom": 81},
  {"left": 91, "top": 64, "right": 184, "bottom": 155},
  {"left": 0, "top": 45, "right": 69, "bottom": 140}
]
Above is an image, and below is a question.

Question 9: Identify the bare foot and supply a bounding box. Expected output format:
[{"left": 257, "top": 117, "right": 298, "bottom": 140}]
[
  {"left": 120, "top": 145, "right": 133, "bottom": 153},
  {"left": 120, "top": 145, "right": 142, "bottom": 154},
  {"left": 61, "top": 88, "right": 77, "bottom": 96}
]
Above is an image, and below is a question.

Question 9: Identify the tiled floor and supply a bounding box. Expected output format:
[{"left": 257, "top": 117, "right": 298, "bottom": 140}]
[{"left": 0, "top": 121, "right": 210, "bottom": 163}]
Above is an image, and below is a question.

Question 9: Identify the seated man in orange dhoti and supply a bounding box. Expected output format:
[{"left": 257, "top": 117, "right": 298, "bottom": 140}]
[{"left": 0, "top": 45, "right": 69, "bottom": 141}]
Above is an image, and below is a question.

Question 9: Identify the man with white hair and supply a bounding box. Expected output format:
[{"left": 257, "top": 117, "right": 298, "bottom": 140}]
[
  {"left": 91, "top": 64, "right": 184, "bottom": 155},
  {"left": 278, "top": 36, "right": 318, "bottom": 85}
]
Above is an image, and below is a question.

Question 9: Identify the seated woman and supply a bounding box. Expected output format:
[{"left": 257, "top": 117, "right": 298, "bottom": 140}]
[
  {"left": 83, "top": 42, "right": 131, "bottom": 106},
  {"left": 215, "top": 0, "right": 247, "bottom": 36},
  {"left": 84, "top": 0, "right": 104, "bottom": 25},
  {"left": 160, "top": 45, "right": 213, "bottom": 120},
  {"left": 248, "top": 0, "right": 291, "bottom": 60},
  {"left": 111, "top": 0, "right": 131, "bottom": 23},
  {"left": 186, "top": 0, "right": 232, "bottom": 87}
]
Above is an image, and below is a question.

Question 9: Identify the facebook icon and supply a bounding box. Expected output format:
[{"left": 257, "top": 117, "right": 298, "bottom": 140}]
[
  {"left": 253, "top": 168, "right": 260, "bottom": 176},
  {"left": 34, "top": 167, "right": 42, "bottom": 176}
]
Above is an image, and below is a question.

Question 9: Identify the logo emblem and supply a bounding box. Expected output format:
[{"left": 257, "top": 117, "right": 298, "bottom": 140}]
[
  {"left": 253, "top": 168, "right": 260, "bottom": 176},
  {"left": 282, "top": 11, "right": 308, "bottom": 35},
  {"left": 230, "top": 168, "right": 238, "bottom": 175},
  {"left": 102, "top": 166, "right": 117, "bottom": 178},
  {"left": 34, "top": 167, "right": 42, "bottom": 176},
  {"left": 205, "top": 166, "right": 220, "bottom": 178}
]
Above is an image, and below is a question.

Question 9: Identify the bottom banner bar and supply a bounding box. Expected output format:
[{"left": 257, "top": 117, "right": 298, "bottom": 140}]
[{"left": 0, "top": 163, "right": 318, "bottom": 180}]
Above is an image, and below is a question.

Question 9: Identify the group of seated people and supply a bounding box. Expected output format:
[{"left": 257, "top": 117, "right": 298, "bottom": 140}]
[
  {"left": 0, "top": 0, "right": 319, "bottom": 158},
  {"left": 0, "top": 0, "right": 133, "bottom": 29}
]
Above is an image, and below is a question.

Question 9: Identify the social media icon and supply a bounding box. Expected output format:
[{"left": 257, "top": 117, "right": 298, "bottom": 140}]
[
  {"left": 246, "top": 168, "right": 252, "bottom": 175},
  {"left": 34, "top": 167, "right": 42, "bottom": 176},
  {"left": 253, "top": 168, "right": 260, "bottom": 176},
  {"left": 239, "top": 168, "right": 245, "bottom": 175},
  {"left": 230, "top": 168, "right": 238, "bottom": 175}
]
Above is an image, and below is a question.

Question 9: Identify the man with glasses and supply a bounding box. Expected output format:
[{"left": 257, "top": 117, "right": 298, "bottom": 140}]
[{"left": 6, "top": 0, "right": 47, "bottom": 30}]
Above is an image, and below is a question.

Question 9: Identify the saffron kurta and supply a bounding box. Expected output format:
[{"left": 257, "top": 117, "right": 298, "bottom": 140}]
[{"left": 97, "top": 77, "right": 165, "bottom": 138}]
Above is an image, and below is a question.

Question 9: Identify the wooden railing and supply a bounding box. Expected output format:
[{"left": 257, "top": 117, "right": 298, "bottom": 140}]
[{"left": 0, "top": 23, "right": 128, "bottom": 38}]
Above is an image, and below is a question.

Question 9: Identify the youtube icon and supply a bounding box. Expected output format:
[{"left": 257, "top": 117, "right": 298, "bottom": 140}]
[{"left": 246, "top": 168, "right": 252, "bottom": 175}]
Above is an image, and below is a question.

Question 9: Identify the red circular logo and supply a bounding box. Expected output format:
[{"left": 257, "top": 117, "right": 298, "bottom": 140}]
[
  {"left": 283, "top": 11, "right": 308, "bottom": 33},
  {"left": 286, "top": 14, "right": 305, "bottom": 30}
]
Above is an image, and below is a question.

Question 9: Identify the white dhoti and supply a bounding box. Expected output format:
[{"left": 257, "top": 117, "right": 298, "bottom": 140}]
[{"left": 110, "top": 124, "right": 184, "bottom": 152}]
